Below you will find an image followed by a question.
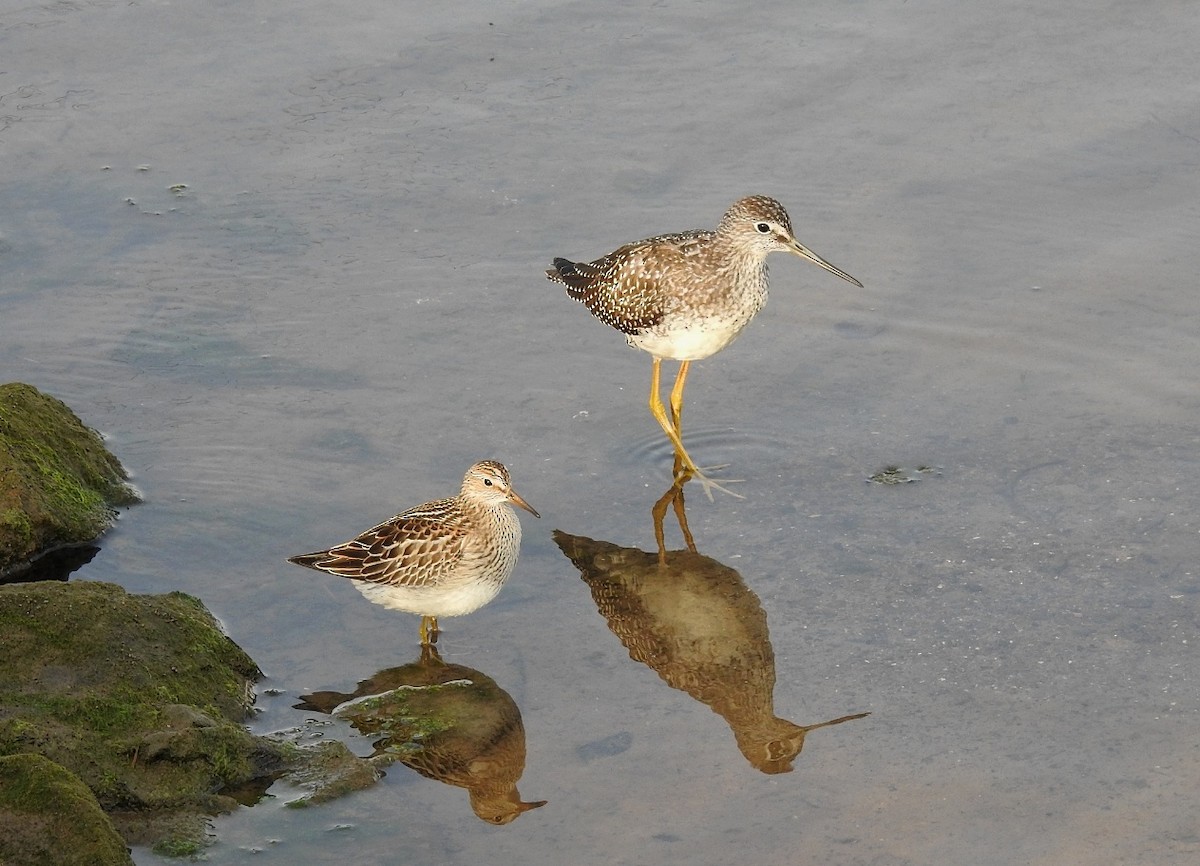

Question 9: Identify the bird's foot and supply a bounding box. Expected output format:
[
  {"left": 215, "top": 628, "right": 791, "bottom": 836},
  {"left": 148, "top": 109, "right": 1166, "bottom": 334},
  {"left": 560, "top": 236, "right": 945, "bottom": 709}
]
[{"left": 674, "top": 463, "right": 744, "bottom": 501}]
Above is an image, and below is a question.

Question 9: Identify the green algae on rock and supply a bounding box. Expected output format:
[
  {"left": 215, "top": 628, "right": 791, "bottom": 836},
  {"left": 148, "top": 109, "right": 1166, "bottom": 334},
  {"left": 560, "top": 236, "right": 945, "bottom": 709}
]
[
  {"left": 0, "top": 382, "right": 140, "bottom": 574},
  {"left": 0, "top": 581, "right": 281, "bottom": 849},
  {"left": 0, "top": 580, "right": 383, "bottom": 853},
  {"left": 0, "top": 752, "right": 134, "bottom": 866}
]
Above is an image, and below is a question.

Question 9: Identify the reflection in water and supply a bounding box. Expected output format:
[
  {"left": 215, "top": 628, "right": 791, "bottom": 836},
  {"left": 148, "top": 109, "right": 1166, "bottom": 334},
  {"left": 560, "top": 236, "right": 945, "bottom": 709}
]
[
  {"left": 555, "top": 478, "right": 868, "bottom": 774},
  {"left": 295, "top": 644, "right": 546, "bottom": 824}
]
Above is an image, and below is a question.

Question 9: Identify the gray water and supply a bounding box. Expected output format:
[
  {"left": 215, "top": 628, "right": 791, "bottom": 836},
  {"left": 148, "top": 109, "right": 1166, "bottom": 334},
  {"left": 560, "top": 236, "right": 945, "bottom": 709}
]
[{"left": 2, "top": 1, "right": 1198, "bottom": 863}]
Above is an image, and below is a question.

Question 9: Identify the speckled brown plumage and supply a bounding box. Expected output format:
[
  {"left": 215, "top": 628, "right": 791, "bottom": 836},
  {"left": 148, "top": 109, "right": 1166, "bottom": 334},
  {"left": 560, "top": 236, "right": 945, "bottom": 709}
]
[
  {"left": 288, "top": 460, "right": 539, "bottom": 644},
  {"left": 547, "top": 195, "right": 861, "bottom": 498}
]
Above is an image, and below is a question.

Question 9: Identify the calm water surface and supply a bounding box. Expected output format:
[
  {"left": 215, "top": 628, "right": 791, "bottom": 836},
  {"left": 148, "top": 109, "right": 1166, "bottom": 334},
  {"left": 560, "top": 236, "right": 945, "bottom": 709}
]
[{"left": 2, "top": 1, "right": 1197, "bottom": 863}]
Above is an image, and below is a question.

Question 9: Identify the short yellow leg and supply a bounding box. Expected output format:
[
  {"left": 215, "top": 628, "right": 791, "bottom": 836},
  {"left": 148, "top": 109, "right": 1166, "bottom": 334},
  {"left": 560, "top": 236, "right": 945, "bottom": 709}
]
[
  {"left": 648, "top": 359, "right": 742, "bottom": 500},
  {"left": 420, "top": 616, "right": 440, "bottom": 645}
]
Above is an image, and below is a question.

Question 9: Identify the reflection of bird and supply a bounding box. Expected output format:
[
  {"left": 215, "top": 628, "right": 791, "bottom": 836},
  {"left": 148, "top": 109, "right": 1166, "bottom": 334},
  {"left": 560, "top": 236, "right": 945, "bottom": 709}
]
[
  {"left": 287, "top": 461, "right": 539, "bottom": 644},
  {"left": 554, "top": 508, "right": 867, "bottom": 773},
  {"left": 297, "top": 644, "right": 546, "bottom": 824},
  {"left": 547, "top": 195, "right": 860, "bottom": 499}
]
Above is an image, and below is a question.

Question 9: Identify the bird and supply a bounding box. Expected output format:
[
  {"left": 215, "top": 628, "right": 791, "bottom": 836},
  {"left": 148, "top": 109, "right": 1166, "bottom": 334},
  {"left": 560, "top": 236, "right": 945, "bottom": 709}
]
[
  {"left": 547, "top": 195, "right": 861, "bottom": 499},
  {"left": 287, "top": 460, "right": 539, "bottom": 645}
]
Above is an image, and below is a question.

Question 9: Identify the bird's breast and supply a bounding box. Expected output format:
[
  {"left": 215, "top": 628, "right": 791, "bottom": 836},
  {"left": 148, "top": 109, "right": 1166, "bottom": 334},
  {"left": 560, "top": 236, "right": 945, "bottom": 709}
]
[
  {"left": 630, "top": 273, "right": 768, "bottom": 361},
  {"left": 465, "top": 508, "right": 522, "bottom": 578}
]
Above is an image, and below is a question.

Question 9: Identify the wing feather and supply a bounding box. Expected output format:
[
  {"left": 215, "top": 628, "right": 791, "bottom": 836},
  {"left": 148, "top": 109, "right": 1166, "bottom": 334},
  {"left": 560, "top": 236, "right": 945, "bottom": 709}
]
[
  {"left": 289, "top": 498, "right": 471, "bottom": 588},
  {"left": 547, "top": 229, "right": 715, "bottom": 335}
]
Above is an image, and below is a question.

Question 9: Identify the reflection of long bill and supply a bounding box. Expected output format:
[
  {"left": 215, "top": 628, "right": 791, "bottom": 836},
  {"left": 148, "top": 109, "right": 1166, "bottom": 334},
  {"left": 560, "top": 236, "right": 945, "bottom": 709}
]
[{"left": 554, "top": 522, "right": 870, "bottom": 774}]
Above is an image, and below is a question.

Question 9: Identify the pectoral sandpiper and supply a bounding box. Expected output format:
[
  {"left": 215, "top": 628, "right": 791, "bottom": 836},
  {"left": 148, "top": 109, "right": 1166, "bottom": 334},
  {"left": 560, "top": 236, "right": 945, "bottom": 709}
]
[{"left": 288, "top": 460, "right": 539, "bottom": 644}]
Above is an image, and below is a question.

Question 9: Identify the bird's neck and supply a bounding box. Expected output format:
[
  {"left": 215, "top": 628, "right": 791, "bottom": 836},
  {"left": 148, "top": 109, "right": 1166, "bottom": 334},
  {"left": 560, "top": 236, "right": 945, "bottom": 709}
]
[{"left": 711, "top": 252, "right": 770, "bottom": 301}]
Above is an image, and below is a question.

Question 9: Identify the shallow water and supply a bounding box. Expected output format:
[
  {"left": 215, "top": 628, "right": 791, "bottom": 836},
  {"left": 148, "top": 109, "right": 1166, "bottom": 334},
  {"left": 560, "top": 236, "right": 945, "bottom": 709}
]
[{"left": 2, "top": 0, "right": 1198, "bottom": 863}]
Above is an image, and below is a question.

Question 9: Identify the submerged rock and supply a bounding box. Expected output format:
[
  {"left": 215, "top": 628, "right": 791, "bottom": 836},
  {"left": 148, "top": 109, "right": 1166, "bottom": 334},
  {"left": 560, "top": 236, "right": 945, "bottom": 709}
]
[
  {"left": 0, "top": 382, "right": 140, "bottom": 576},
  {"left": 272, "top": 738, "right": 381, "bottom": 807}
]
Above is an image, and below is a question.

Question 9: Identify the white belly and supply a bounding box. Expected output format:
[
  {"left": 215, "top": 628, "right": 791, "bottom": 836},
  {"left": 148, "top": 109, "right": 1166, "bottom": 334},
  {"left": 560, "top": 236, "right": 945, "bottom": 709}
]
[
  {"left": 352, "top": 578, "right": 504, "bottom": 617},
  {"left": 629, "top": 320, "right": 748, "bottom": 361}
]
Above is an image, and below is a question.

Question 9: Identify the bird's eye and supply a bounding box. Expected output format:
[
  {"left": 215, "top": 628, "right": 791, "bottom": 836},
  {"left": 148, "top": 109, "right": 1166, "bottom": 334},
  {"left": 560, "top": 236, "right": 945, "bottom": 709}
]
[
  {"left": 484, "top": 478, "right": 494, "bottom": 486},
  {"left": 755, "top": 222, "right": 771, "bottom": 233}
]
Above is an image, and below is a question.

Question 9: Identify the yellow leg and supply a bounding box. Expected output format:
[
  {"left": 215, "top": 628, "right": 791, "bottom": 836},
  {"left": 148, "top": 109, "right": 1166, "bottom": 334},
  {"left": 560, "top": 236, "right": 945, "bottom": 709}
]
[
  {"left": 648, "top": 359, "right": 743, "bottom": 501},
  {"left": 649, "top": 358, "right": 694, "bottom": 468},
  {"left": 420, "top": 615, "right": 440, "bottom": 646},
  {"left": 669, "top": 360, "right": 690, "bottom": 434}
]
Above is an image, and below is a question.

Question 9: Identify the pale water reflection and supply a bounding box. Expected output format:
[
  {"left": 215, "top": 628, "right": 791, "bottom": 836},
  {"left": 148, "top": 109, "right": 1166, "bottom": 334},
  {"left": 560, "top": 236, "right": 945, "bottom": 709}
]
[
  {"left": 555, "top": 478, "right": 869, "bottom": 774},
  {"left": 296, "top": 645, "right": 546, "bottom": 826}
]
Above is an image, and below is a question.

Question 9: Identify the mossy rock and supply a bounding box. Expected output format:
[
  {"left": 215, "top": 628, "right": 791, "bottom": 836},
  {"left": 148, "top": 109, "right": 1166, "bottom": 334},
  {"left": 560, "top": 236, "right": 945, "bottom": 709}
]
[
  {"left": 0, "top": 581, "right": 286, "bottom": 849},
  {"left": 0, "top": 752, "right": 133, "bottom": 866},
  {"left": 0, "top": 383, "right": 140, "bottom": 574}
]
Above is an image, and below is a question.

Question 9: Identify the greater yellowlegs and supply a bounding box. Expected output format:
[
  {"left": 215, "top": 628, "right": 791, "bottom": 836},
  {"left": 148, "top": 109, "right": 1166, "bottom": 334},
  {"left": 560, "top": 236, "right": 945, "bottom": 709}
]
[{"left": 547, "top": 195, "right": 861, "bottom": 499}]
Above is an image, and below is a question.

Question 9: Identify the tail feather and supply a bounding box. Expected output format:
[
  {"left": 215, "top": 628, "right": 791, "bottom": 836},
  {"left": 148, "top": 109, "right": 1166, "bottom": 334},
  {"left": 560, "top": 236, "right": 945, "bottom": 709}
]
[
  {"left": 546, "top": 257, "right": 577, "bottom": 283},
  {"left": 547, "top": 256, "right": 600, "bottom": 298},
  {"left": 287, "top": 552, "right": 328, "bottom": 570}
]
